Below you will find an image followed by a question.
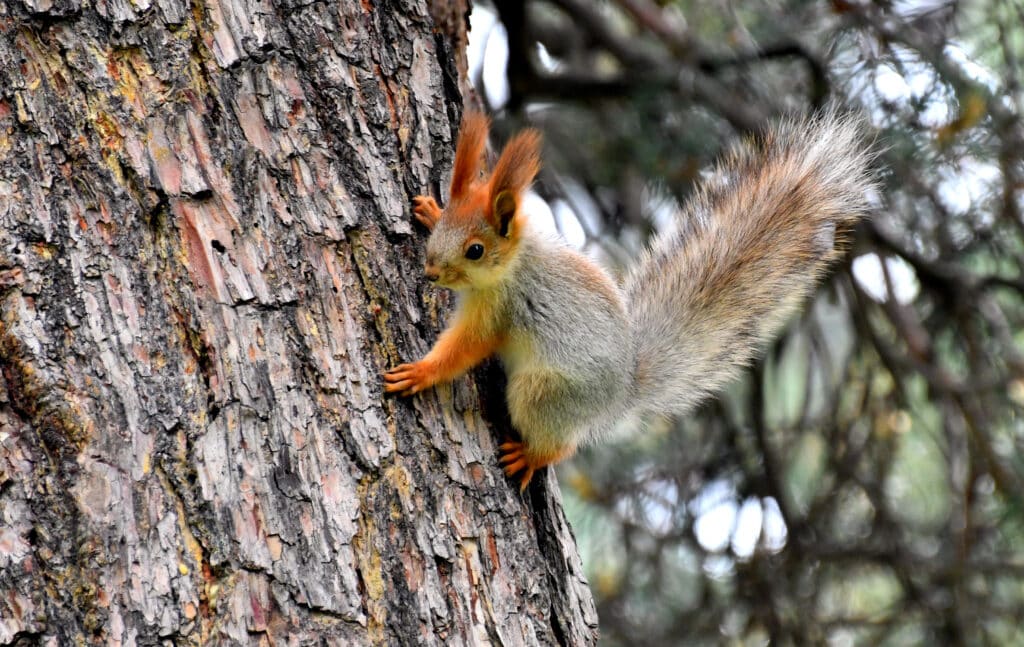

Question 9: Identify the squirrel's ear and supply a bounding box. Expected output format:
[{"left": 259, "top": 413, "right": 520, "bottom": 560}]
[
  {"left": 450, "top": 111, "right": 490, "bottom": 200},
  {"left": 493, "top": 190, "right": 517, "bottom": 237},
  {"left": 488, "top": 128, "right": 541, "bottom": 235}
]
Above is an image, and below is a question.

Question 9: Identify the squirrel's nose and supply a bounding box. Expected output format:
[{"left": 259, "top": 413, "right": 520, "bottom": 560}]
[{"left": 424, "top": 264, "right": 440, "bottom": 282}]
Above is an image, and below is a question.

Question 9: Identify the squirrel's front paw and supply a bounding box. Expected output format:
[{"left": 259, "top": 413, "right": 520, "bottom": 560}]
[
  {"left": 412, "top": 195, "right": 442, "bottom": 231},
  {"left": 384, "top": 361, "right": 436, "bottom": 396}
]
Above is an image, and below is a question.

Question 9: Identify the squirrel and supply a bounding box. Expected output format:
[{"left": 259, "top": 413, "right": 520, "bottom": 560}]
[{"left": 385, "top": 109, "right": 875, "bottom": 491}]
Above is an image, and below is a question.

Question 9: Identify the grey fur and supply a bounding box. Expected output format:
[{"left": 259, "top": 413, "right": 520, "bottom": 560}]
[
  {"left": 487, "top": 234, "right": 635, "bottom": 452},
  {"left": 623, "top": 109, "right": 876, "bottom": 424}
]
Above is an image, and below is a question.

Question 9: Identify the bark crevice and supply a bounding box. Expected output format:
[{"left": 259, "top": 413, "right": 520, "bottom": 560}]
[{"left": 0, "top": 1, "right": 598, "bottom": 644}]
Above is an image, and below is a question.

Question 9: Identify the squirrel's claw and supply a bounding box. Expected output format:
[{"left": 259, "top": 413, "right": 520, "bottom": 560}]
[
  {"left": 383, "top": 362, "right": 433, "bottom": 396},
  {"left": 412, "top": 195, "right": 442, "bottom": 231},
  {"left": 498, "top": 441, "right": 577, "bottom": 492},
  {"left": 498, "top": 441, "right": 538, "bottom": 492}
]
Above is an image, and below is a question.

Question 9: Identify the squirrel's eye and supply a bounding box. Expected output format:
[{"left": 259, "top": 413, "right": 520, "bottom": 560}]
[{"left": 465, "top": 243, "right": 485, "bottom": 260}]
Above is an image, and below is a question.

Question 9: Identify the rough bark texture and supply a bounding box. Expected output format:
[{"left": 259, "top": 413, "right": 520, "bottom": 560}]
[{"left": 0, "top": 1, "right": 597, "bottom": 644}]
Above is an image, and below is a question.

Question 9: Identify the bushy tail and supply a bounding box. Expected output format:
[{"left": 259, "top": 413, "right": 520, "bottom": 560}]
[{"left": 625, "top": 109, "right": 876, "bottom": 418}]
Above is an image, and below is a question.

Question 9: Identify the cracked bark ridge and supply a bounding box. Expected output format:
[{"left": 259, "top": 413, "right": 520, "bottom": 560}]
[{"left": 0, "top": 0, "right": 598, "bottom": 644}]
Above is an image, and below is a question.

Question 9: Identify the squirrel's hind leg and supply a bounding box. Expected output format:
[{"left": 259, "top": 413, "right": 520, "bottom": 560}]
[{"left": 500, "top": 370, "right": 583, "bottom": 490}]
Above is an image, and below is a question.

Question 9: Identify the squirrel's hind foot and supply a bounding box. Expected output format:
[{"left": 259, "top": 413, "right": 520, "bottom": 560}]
[{"left": 498, "top": 441, "right": 576, "bottom": 492}]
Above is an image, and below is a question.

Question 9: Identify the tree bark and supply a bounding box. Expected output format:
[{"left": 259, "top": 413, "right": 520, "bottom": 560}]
[{"left": 0, "top": 1, "right": 597, "bottom": 644}]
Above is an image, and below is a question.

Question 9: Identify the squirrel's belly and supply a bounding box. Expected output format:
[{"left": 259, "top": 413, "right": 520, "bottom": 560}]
[
  {"left": 497, "top": 332, "right": 537, "bottom": 375},
  {"left": 499, "top": 339, "right": 632, "bottom": 449}
]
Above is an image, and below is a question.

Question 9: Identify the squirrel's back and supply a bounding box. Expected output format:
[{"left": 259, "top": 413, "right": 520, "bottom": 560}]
[{"left": 626, "top": 109, "right": 876, "bottom": 419}]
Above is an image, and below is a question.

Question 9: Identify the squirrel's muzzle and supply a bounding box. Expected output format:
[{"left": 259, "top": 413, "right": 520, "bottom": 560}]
[{"left": 424, "top": 264, "right": 440, "bottom": 282}]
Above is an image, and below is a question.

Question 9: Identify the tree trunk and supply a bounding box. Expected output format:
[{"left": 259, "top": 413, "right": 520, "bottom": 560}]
[{"left": 0, "top": 1, "right": 597, "bottom": 644}]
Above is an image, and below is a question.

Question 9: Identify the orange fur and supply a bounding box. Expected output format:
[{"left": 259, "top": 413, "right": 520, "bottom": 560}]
[
  {"left": 383, "top": 309, "right": 503, "bottom": 395},
  {"left": 487, "top": 129, "right": 541, "bottom": 234},
  {"left": 498, "top": 441, "right": 576, "bottom": 492},
  {"left": 411, "top": 195, "right": 443, "bottom": 230},
  {"left": 489, "top": 129, "right": 541, "bottom": 198},
  {"left": 450, "top": 112, "right": 490, "bottom": 200},
  {"left": 445, "top": 188, "right": 489, "bottom": 226}
]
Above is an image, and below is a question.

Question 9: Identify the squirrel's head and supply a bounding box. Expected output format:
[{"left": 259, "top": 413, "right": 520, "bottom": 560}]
[{"left": 425, "top": 112, "right": 541, "bottom": 291}]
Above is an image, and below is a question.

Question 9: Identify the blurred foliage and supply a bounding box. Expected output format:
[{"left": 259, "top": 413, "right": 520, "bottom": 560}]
[{"left": 471, "top": 0, "right": 1024, "bottom": 645}]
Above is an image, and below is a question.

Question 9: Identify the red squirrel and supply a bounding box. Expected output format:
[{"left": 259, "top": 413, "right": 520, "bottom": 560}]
[{"left": 386, "top": 110, "right": 875, "bottom": 490}]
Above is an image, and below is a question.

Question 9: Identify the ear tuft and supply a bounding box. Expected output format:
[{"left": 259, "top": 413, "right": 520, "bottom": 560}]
[
  {"left": 450, "top": 111, "right": 490, "bottom": 200},
  {"left": 493, "top": 190, "right": 517, "bottom": 237},
  {"left": 488, "top": 128, "right": 542, "bottom": 234}
]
